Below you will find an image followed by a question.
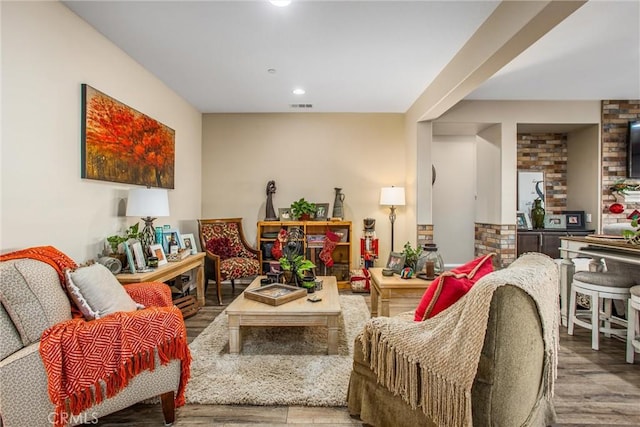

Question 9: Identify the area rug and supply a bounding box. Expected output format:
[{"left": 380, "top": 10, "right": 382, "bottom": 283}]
[{"left": 185, "top": 295, "right": 370, "bottom": 406}]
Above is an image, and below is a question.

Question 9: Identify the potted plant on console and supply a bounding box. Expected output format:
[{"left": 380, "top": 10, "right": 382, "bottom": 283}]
[{"left": 290, "top": 198, "right": 316, "bottom": 221}]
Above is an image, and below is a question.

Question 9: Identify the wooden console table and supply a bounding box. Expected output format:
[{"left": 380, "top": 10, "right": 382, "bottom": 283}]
[
  {"left": 116, "top": 252, "right": 206, "bottom": 307},
  {"left": 369, "top": 267, "right": 432, "bottom": 317},
  {"left": 559, "top": 236, "right": 640, "bottom": 327}
]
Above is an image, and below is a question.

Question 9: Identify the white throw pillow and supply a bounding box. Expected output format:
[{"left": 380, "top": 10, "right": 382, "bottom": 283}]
[{"left": 64, "top": 263, "right": 140, "bottom": 320}]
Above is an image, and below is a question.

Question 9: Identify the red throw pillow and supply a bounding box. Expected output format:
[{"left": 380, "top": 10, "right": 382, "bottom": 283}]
[{"left": 414, "top": 253, "right": 495, "bottom": 321}]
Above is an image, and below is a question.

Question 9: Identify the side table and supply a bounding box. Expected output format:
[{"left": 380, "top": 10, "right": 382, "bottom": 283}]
[
  {"left": 369, "top": 267, "right": 432, "bottom": 317},
  {"left": 116, "top": 252, "right": 206, "bottom": 307}
]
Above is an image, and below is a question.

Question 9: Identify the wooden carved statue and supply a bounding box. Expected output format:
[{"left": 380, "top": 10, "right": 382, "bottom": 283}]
[{"left": 265, "top": 180, "right": 278, "bottom": 221}]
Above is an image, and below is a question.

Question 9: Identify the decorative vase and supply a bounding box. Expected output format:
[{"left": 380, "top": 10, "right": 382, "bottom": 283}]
[
  {"left": 332, "top": 188, "right": 345, "bottom": 219},
  {"left": 422, "top": 243, "right": 444, "bottom": 279},
  {"left": 531, "top": 198, "right": 545, "bottom": 229}
]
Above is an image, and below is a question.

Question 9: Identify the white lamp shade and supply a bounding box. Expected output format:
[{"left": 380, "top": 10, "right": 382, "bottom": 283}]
[
  {"left": 380, "top": 186, "right": 406, "bottom": 206},
  {"left": 126, "top": 188, "right": 170, "bottom": 217}
]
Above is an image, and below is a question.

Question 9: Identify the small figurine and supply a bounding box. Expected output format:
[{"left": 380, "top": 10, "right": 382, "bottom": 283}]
[{"left": 265, "top": 180, "right": 278, "bottom": 221}]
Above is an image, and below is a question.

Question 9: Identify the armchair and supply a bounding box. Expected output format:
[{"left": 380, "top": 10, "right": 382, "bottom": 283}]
[
  {"left": 198, "top": 218, "right": 262, "bottom": 305},
  {"left": 348, "top": 253, "right": 559, "bottom": 426},
  {"left": 0, "top": 249, "right": 189, "bottom": 427}
]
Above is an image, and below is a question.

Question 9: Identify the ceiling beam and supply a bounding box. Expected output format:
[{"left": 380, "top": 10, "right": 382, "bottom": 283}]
[{"left": 413, "top": 0, "right": 587, "bottom": 122}]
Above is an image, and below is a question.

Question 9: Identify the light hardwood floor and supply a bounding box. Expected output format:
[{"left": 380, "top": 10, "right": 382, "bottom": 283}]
[{"left": 96, "top": 282, "right": 640, "bottom": 426}]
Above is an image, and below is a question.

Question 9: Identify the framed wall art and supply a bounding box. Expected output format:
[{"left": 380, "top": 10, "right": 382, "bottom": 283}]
[
  {"left": 179, "top": 233, "right": 197, "bottom": 254},
  {"left": 517, "top": 171, "right": 545, "bottom": 215},
  {"left": 81, "top": 84, "right": 175, "bottom": 189},
  {"left": 516, "top": 211, "right": 532, "bottom": 230},
  {"left": 149, "top": 243, "right": 167, "bottom": 266},
  {"left": 278, "top": 208, "right": 291, "bottom": 221},
  {"left": 544, "top": 214, "right": 566, "bottom": 229},
  {"left": 563, "top": 210, "right": 585, "bottom": 229},
  {"left": 314, "top": 203, "right": 330, "bottom": 220}
]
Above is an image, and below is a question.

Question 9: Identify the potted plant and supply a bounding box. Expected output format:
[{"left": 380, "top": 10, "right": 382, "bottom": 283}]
[
  {"left": 402, "top": 241, "right": 423, "bottom": 271},
  {"left": 106, "top": 223, "right": 142, "bottom": 255},
  {"left": 290, "top": 198, "right": 316, "bottom": 221},
  {"left": 279, "top": 254, "right": 316, "bottom": 286}
]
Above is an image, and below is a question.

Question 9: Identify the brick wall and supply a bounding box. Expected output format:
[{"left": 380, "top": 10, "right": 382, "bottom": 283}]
[
  {"left": 475, "top": 223, "right": 516, "bottom": 268},
  {"left": 601, "top": 100, "right": 640, "bottom": 226},
  {"left": 416, "top": 223, "right": 433, "bottom": 247},
  {"left": 517, "top": 133, "right": 568, "bottom": 214}
]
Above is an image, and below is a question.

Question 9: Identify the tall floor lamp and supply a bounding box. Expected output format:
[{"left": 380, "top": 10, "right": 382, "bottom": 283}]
[
  {"left": 379, "top": 186, "right": 405, "bottom": 252},
  {"left": 126, "top": 188, "right": 170, "bottom": 253}
]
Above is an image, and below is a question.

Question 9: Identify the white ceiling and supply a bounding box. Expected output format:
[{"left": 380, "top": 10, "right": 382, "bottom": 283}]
[{"left": 63, "top": 0, "right": 640, "bottom": 115}]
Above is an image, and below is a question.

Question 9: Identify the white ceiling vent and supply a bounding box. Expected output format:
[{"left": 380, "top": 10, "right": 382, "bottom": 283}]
[{"left": 289, "top": 104, "right": 313, "bottom": 109}]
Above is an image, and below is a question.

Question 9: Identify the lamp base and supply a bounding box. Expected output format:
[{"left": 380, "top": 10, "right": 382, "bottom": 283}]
[{"left": 140, "top": 216, "right": 157, "bottom": 256}]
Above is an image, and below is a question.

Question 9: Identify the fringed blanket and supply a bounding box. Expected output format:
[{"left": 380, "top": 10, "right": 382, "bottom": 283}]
[
  {"left": 0, "top": 246, "right": 192, "bottom": 427},
  {"left": 360, "top": 253, "right": 559, "bottom": 427}
]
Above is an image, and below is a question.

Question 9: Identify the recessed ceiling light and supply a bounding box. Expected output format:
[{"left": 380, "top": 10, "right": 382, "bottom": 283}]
[
  {"left": 269, "top": 0, "right": 291, "bottom": 7},
  {"left": 267, "top": 68, "right": 276, "bottom": 74},
  {"left": 292, "top": 88, "right": 306, "bottom": 95}
]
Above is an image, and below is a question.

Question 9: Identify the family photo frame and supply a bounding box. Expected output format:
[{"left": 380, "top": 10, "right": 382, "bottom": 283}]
[{"left": 386, "top": 251, "right": 406, "bottom": 274}]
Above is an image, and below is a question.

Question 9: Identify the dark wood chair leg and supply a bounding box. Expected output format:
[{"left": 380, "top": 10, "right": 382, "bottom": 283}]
[
  {"left": 216, "top": 280, "right": 223, "bottom": 305},
  {"left": 231, "top": 279, "right": 236, "bottom": 293},
  {"left": 160, "top": 391, "right": 175, "bottom": 426}
]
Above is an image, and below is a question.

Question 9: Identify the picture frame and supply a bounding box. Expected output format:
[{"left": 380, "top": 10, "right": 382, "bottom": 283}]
[
  {"left": 179, "top": 233, "right": 197, "bottom": 254},
  {"left": 517, "top": 171, "right": 545, "bottom": 215},
  {"left": 386, "top": 251, "right": 406, "bottom": 274},
  {"left": 516, "top": 211, "right": 532, "bottom": 230},
  {"left": 563, "top": 210, "right": 585, "bottom": 229},
  {"left": 544, "top": 214, "right": 566, "bottom": 229},
  {"left": 278, "top": 208, "right": 291, "bottom": 221},
  {"left": 332, "top": 227, "right": 349, "bottom": 243},
  {"left": 124, "top": 240, "right": 136, "bottom": 274},
  {"left": 314, "top": 203, "right": 330, "bottom": 220},
  {"left": 81, "top": 84, "right": 175, "bottom": 189},
  {"left": 162, "top": 228, "right": 181, "bottom": 254},
  {"left": 131, "top": 240, "right": 147, "bottom": 270},
  {"left": 149, "top": 243, "right": 167, "bottom": 266}
]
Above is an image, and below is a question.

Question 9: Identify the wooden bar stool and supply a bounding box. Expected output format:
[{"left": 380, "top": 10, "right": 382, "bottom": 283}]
[
  {"left": 568, "top": 270, "right": 632, "bottom": 350},
  {"left": 627, "top": 285, "right": 640, "bottom": 363}
]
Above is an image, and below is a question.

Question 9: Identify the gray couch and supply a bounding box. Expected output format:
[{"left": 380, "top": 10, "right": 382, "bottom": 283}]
[
  {"left": 0, "top": 259, "right": 181, "bottom": 427},
  {"left": 347, "top": 254, "right": 558, "bottom": 426}
]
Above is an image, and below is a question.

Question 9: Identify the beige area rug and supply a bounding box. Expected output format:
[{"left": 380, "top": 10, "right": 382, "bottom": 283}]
[{"left": 185, "top": 295, "right": 370, "bottom": 406}]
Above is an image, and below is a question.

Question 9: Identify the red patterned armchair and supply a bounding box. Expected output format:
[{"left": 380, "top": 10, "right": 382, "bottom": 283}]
[{"left": 198, "top": 218, "right": 262, "bottom": 305}]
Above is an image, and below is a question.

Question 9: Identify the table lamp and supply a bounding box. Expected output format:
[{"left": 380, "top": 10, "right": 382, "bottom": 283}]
[
  {"left": 126, "top": 188, "right": 170, "bottom": 253},
  {"left": 379, "top": 186, "right": 405, "bottom": 251}
]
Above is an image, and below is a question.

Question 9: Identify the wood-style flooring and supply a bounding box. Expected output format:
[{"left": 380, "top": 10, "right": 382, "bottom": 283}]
[{"left": 96, "top": 282, "right": 640, "bottom": 426}]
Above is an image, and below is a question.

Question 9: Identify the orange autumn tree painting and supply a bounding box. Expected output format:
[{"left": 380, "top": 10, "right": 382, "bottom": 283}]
[{"left": 81, "top": 84, "right": 175, "bottom": 189}]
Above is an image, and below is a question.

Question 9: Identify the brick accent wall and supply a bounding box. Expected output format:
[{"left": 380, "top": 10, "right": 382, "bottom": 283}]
[
  {"left": 475, "top": 223, "right": 516, "bottom": 268},
  {"left": 601, "top": 100, "right": 640, "bottom": 226},
  {"left": 517, "top": 133, "right": 568, "bottom": 214},
  {"left": 416, "top": 224, "right": 433, "bottom": 247}
]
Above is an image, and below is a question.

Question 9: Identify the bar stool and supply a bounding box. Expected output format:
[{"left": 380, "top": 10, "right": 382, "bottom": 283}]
[
  {"left": 568, "top": 269, "right": 632, "bottom": 350},
  {"left": 627, "top": 285, "right": 640, "bottom": 363}
]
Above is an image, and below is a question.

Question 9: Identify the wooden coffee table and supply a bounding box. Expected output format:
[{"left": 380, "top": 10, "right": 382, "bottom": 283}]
[{"left": 225, "top": 276, "right": 341, "bottom": 354}]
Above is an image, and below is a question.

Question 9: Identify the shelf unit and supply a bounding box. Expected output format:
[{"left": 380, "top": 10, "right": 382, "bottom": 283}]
[{"left": 257, "top": 220, "right": 352, "bottom": 288}]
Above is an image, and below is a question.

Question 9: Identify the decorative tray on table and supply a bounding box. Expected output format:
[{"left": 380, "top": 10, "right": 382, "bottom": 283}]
[{"left": 244, "top": 283, "right": 307, "bottom": 306}]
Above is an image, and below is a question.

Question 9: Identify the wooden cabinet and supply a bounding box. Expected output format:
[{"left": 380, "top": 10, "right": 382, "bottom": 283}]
[
  {"left": 517, "top": 229, "right": 594, "bottom": 258},
  {"left": 257, "top": 220, "right": 352, "bottom": 288}
]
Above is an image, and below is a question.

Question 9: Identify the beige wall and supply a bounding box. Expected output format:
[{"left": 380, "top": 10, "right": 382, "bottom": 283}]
[
  {"left": 1, "top": 1, "right": 202, "bottom": 262},
  {"left": 201, "top": 113, "right": 405, "bottom": 267}
]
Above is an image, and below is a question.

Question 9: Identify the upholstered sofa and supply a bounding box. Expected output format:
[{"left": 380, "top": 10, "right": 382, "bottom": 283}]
[
  {"left": 348, "top": 253, "right": 559, "bottom": 427},
  {"left": 0, "top": 257, "right": 186, "bottom": 427}
]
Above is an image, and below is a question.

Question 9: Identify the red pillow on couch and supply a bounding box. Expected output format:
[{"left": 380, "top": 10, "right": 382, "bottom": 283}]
[{"left": 414, "top": 253, "right": 495, "bottom": 321}]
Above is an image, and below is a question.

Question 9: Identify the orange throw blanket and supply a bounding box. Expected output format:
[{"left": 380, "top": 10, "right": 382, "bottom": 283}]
[{"left": 0, "top": 246, "right": 191, "bottom": 427}]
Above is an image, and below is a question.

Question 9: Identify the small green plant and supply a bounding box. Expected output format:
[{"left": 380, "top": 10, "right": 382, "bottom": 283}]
[
  {"left": 107, "top": 223, "right": 142, "bottom": 254},
  {"left": 402, "top": 241, "right": 423, "bottom": 270},
  {"left": 290, "top": 198, "right": 316, "bottom": 220},
  {"left": 279, "top": 255, "right": 316, "bottom": 280},
  {"left": 623, "top": 217, "right": 640, "bottom": 245}
]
